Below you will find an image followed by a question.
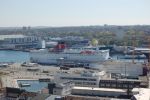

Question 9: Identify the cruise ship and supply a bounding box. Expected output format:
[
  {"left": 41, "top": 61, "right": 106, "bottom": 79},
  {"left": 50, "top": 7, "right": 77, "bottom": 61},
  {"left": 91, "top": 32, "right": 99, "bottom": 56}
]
[{"left": 30, "top": 43, "right": 110, "bottom": 65}]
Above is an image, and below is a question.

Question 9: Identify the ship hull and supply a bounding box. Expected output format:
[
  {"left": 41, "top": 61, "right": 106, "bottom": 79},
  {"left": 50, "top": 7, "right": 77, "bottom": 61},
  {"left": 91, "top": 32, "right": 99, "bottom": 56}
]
[{"left": 30, "top": 50, "right": 109, "bottom": 65}]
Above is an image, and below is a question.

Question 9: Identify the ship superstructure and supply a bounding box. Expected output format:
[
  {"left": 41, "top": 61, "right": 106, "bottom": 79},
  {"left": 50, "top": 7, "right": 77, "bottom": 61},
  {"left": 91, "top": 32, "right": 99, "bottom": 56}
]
[{"left": 30, "top": 43, "right": 110, "bottom": 65}]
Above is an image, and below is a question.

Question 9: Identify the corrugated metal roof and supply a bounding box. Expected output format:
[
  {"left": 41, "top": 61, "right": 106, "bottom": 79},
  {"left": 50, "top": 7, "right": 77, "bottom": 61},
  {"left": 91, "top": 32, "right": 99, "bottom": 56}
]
[{"left": 0, "top": 35, "right": 26, "bottom": 40}]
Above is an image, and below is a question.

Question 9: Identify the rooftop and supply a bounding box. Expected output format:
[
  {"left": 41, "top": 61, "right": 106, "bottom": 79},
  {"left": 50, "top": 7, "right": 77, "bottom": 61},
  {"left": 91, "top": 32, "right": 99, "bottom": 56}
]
[
  {"left": 0, "top": 35, "right": 26, "bottom": 40},
  {"left": 56, "top": 70, "right": 107, "bottom": 78},
  {"left": 73, "top": 86, "right": 127, "bottom": 93},
  {"left": 132, "top": 88, "right": 150, "bottom": 100},
  {"left": 101, "top": 78, "right": 143, "bottom": 82}
]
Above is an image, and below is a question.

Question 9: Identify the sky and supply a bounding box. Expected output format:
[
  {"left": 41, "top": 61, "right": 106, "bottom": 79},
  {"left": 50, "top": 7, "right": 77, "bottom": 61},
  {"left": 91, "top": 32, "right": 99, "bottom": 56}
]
[{"left": 0, "top": 0, "right": 150, "bottom": 27}]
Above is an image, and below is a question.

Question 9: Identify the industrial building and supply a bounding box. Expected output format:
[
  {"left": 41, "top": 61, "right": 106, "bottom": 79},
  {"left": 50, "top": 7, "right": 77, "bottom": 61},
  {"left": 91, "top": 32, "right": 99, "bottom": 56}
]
[
  {"left": 54, "top": 70, "right": 110, "bottom": 87},
  {"left": 90, "top": 61, "right": 144, "bottom": 78},
  {"left": 48, "top": 81, "right": 74, "bottom": 95},
  {"left": 0, "top": 35, "right": 45, "bottom": 50},
  {"left": 99, "top": 78, "right": 148, "bottom": 89},
  {"left": 72, "top": 87, "right": 128, "bottom": 98},
  {"left": 131, "top": 88, "right": 150, "bottom": 100},
  {"left": 49, "top": 36, "right": 90, "bottom": 48}
]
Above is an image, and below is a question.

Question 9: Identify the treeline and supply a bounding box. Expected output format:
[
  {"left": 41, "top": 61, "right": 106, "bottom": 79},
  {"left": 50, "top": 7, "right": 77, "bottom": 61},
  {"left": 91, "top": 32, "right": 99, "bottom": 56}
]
[
  {"left": 0, "top": 25, "right": 150, "bottom": 46},
  {"left": 26, "top": 25, "right": 150, "bottom": 46}
]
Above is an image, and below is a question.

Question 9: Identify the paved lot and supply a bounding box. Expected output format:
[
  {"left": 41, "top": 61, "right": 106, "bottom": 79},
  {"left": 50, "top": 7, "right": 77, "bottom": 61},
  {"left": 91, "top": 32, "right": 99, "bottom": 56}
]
[{"left": 0, "top": 63, "right": 86, "bottom": 88}]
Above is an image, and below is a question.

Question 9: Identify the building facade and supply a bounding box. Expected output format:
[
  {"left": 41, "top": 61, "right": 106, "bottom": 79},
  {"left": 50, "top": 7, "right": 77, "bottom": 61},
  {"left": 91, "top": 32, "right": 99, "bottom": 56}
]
[
  {"left": 99, "top": 78, "right": 148, "bottom": 89},
  {"left": 54, "top": 71, "right": 110, "bottom": 87},
  {"left": 48, "top": 81, "right": 74, "bottom": 95},
  {"left": 0, "top": 35, "right": 45, "bottom": 49}
]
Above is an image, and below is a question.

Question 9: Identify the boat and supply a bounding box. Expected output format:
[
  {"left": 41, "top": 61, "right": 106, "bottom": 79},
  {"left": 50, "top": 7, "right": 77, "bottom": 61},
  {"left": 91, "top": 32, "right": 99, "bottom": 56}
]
[
  {"left": 39, "top": 78, "right": 51, "bottom": 82},
  {"left": 0, "top": 63, "right": 9, "bottom": 67},
  {"left": 19, "top": 83, "right": 31, "bottom": 87},
  {"left": 124, "top": 54, "right": 146, "bottom": 59},
  {"left": 30, "top": 42, "right": 110, "bottom": 65}
]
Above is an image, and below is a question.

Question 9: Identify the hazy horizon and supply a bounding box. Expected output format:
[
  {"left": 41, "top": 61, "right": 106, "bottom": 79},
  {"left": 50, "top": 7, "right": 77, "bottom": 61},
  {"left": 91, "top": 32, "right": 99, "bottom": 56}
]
[
  {"left": 0, "top": 0, "right": 150, "bottom": 27},
  {"left": 0, "top": 24, "right": 150, "bottom": 28}
]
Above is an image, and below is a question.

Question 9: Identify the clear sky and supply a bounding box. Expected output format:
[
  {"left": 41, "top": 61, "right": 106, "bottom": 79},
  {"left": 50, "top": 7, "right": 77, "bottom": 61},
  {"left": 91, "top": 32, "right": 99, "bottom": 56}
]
[{"left": 0, "top": 0, "right": 150, "bottom": 27}]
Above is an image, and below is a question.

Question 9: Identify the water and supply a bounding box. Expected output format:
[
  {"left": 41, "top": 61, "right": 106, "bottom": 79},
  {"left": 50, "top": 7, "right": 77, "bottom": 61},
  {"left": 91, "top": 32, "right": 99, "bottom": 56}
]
[
  {"left": 0, "top": 50, "right": 30, "bottom": 63},
  {"left": 17, "top": 80, "right": 48, "bottom": 92},
  {"left": 111, "top": 54, "right": 146, "bottom": 63},
  {"left": 0, "top": 50, "right": 145, "bottom": 63}
]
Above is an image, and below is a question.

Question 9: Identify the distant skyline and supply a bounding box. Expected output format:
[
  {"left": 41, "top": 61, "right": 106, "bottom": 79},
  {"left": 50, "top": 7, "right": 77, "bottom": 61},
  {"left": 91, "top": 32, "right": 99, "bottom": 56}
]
[{"left": 0, "top": 0, "right": 150, "bottom": 27}]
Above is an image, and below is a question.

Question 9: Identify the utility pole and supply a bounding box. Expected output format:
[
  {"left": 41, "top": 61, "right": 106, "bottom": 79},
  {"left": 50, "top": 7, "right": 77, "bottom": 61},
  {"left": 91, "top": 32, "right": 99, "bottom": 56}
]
[
  {"left": 125, "top": 64, "right": 127, "bottom": 78},
  {"left": 132, "top": 35, "right": 136, "bottom": 64}
]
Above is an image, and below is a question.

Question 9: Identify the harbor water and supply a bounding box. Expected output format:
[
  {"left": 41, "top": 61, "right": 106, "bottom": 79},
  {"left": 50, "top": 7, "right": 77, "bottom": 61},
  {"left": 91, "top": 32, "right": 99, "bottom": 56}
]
[
  {"left": 17, "top": 80, "right": 48, "bottom": 92},
  {"left": 0, "top": 50, "right": 146, "bottom": 63},
  {"left": 0, "top": 50, "right": 30, "bottom": 63}
]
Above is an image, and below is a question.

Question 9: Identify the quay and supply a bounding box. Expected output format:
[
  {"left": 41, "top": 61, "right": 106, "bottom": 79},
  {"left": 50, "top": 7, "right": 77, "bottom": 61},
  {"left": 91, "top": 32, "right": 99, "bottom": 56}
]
[{"left": 0, "top": 62, "right": 84, "bottom": 88}]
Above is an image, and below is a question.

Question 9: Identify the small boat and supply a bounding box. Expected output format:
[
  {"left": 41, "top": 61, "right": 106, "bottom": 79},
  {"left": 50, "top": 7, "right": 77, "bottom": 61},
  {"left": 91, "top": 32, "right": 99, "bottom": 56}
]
[
  {"left": 19, "top": 83, "right": 31, "bottom": 87},
  {"left": 39, "top": 78, "right": 51, "bottom": 82},
  {"left": 124, "top": 54, "right": 146, "bottom": 59}
]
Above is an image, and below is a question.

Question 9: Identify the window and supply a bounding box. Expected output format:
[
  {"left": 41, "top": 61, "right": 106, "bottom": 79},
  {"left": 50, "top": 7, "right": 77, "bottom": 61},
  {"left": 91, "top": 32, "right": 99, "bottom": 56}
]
[
  {"left": 129, "top": 85, "right": 133, "bottom": 88},
  {"left": 75, "top": 82, "right": 81, "bottom": 85},
  {"left": 106, "top": 84, "right": 110, "bottom": 87},
  {"left": 112, "top": 84, "right": 116, "bottom": 88},
  {"left": 123, "top": 84, "right": 128, "bottom": 88},
  {"left": 100, "top": 83, "right": 105, "bottom": 87}
]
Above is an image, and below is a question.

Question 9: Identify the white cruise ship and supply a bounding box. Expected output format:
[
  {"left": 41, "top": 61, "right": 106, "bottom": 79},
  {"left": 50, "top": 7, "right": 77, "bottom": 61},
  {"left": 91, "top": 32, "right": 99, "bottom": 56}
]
[{"left": 30, "top": 43, "right": 110, "bottom": 65}]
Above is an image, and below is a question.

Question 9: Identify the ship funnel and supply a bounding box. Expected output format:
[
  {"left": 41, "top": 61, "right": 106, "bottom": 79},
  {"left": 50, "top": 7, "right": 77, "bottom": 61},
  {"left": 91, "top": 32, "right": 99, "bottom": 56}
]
[{"left": 55, "top": 42, "right": 66, "bottom": 50}]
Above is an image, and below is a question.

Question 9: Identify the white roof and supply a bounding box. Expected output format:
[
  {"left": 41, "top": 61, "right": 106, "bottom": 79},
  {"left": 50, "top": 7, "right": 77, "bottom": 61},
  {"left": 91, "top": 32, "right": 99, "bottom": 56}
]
[
  {"left": 0, "top": 35, "right": 26, "bottom": 40},
  {"left": 73, "top": 86, "right": 126, "bottom": 92},
  {"left": 135, "top": 48, "right": 150, "bottom": 51},
  {"left": 132, "top": 88, "right": 150, "bottom": 100}
]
